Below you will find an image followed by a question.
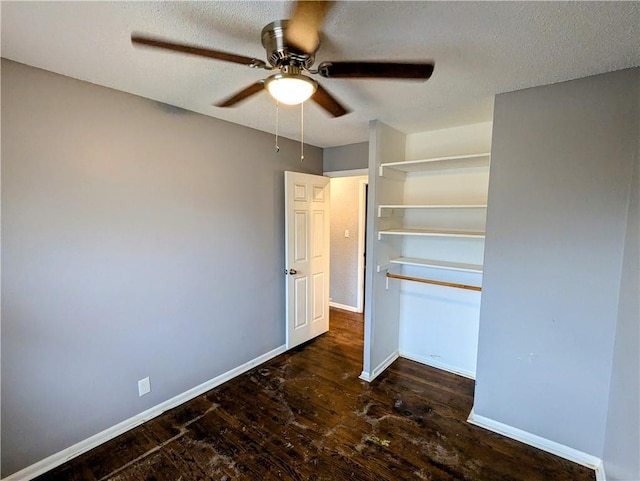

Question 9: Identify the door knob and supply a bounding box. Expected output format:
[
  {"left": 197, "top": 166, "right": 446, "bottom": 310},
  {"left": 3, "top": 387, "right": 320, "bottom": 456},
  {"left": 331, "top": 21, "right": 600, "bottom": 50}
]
[{"left": 288, "top": 269, "right": 297, "bottom": 275}]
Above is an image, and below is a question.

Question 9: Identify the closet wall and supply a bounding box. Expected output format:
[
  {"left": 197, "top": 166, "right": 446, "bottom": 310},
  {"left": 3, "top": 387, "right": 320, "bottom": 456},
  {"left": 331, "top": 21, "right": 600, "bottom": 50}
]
[{"left": 362, "top": 120, "right": 492, "bottom": 381}]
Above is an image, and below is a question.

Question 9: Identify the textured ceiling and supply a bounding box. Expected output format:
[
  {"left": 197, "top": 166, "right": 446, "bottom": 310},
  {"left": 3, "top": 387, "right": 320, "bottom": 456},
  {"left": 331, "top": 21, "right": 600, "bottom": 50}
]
[{"left": 1, "top": 1, "right": 639, "bottom": 148}]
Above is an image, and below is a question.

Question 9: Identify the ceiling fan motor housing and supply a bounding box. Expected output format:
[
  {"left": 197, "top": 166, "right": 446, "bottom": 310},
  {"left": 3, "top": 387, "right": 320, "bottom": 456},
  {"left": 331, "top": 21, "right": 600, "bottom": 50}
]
[
  {"left": 130, "top": 1, "right": 432, "bottom": 118},
  {"left": 261, "top": 20, "right": 316, "bottom": 70}
]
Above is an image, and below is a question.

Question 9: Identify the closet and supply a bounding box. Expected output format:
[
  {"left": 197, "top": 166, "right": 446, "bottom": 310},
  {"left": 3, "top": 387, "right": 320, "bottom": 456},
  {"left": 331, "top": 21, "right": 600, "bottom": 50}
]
[{"left": 362, "top": 120, "right": 492, "bottom": 381}]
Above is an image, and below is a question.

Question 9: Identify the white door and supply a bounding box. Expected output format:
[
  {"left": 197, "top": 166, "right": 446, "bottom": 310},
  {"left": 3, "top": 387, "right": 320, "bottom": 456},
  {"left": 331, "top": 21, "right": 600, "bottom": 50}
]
[{"left": 285, "top": 171, "right": 330, "bottom": 349}]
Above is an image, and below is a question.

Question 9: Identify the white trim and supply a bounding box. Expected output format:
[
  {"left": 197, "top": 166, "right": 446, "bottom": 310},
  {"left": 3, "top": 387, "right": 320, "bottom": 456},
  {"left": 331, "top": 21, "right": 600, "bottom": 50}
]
[
  {"left": 359, "top": 350, "right": 399, "bottom": 382},
  {"left": 399, "top": 351, "right": 475, "bottom": 380},
  {"left": 3, "top": 345, "right": 287, "bottom": 481},
  {"left": 467, "top": 407, "right": 603, "bottom": 472},
  {"left": 329, "top": 301, "right": 359, "bottom": 313},
  {"left": 356, "top": 179, "right": 368, "bottom": 314},
  {"left": 594, "top": 462, "right": 606, "bottom": 481},
  {"left": 323, "top": 168, "right": 368, "bottom": 177}
]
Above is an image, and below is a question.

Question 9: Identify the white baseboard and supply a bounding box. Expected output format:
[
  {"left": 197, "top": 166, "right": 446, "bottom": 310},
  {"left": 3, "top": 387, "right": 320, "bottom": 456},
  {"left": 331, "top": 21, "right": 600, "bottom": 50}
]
[
  {"left": 594, "top": 462, "right": 606, "bottom": 481},
  {"left": 3, "top": 345, "right": 287, "bottom": 481},
  {"left": 329, "top": 301, "right": 360, "bottom": 313},
  {"left": 399, "top": 351, "right": 476, "bottom": 380},
  {"left": 467, "top": 406, "right": 603, "bottom": 474},
  {"left": 359, "top": 350, "right": 399, "bottom": 383}
]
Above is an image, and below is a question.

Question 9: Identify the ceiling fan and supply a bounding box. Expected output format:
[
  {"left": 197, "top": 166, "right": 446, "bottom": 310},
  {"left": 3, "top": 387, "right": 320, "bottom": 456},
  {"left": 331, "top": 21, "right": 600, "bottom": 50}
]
[{"left": 131, "top": 1, "right": 434, "bottom": 118}]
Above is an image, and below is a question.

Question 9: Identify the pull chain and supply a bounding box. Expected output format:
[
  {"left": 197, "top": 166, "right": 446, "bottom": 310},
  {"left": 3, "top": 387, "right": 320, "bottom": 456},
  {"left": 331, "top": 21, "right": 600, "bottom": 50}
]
[
  {"left": 300, "top": 101, "right": 304, "bottom": 162},
  {"left": 275, "top": 101, "right": 280, "bottom": 152}
]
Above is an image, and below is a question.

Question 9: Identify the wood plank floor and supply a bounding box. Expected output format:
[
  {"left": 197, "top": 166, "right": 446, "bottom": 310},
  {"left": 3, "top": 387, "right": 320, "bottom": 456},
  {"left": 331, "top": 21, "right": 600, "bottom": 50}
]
[{"left": 35, "top": 308, "right": 595, "bottom": 481}]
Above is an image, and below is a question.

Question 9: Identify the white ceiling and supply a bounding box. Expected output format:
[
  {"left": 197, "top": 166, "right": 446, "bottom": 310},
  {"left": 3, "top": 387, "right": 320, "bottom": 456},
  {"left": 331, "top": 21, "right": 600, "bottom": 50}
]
[{"left": 1, "top": 1, "right": 639, "bottom": 148}]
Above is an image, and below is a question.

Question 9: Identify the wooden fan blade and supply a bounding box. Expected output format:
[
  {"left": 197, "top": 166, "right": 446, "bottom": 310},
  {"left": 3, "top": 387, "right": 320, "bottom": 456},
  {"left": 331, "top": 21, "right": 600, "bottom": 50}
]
[
  {"left": 318, "top": 61, "right": 434, "bottom": 80},
  {"left": 287, "top": 1, "right": 333, "bottom": 54},
  {"left": 216, "top": 81, "right": 265, "bottom": 107},
  {"left": 311, "top": 83, "right": 349, "bottom": 118},
  {"left": 132, "top": 34, "right": 267, "bottom": 68}
]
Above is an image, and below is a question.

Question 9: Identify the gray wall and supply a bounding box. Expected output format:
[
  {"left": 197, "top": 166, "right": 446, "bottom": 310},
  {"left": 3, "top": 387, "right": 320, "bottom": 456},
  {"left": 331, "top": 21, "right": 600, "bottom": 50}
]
[
  {"left": 1, "top": 59, "right": 322, "bottom": 476},
  {"left": 603, "top": 110, "right": 640, "bottom": 480},
  {"left": 323, "top": 142, "right": 368, "bottom": 172},
  {"left": 475, "top": 68, "right": 639, "bottom": 457},
  {"left": 363, "top": 121, "right": 404, "bottom": 379}
]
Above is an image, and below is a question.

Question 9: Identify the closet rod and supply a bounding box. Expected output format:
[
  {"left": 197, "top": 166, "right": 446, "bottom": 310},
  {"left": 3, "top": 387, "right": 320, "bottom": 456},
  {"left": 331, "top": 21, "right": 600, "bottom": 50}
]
[{"left": 386, "top": 272, "right": 482, "bottom": 291}]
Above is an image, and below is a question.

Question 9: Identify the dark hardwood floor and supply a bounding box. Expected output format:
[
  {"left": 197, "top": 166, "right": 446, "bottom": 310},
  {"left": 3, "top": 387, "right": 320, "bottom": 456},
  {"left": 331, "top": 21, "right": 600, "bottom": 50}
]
[{"left": 35, "top": 308, "right": 595, "bottom": 481}]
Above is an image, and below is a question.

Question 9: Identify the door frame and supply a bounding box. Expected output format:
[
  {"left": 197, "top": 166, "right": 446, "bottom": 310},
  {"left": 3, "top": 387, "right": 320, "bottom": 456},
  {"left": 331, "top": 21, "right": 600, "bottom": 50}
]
[
  {"left": 356, "top": 179, "right": 368, "bottom": 313},
  {"left": 324, "top": 168, "right": 369, "bottom": 314}
]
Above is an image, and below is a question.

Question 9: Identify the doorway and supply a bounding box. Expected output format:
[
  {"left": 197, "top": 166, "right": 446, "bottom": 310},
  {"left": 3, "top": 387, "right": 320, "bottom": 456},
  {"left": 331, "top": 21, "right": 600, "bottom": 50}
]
[{"left": 326, "top": 171, "right": 369, "bottom": 314}]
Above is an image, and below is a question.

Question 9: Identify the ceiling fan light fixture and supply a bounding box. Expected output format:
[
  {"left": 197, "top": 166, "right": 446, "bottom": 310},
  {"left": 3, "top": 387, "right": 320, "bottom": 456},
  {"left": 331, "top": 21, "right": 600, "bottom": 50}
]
[{"left": 266, "top": 73, "right": 317, "bottom": 105}]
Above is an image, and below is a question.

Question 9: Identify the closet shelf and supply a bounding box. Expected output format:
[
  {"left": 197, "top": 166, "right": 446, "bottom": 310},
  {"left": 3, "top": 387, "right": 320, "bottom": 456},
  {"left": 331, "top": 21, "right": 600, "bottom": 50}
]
[
  {"left": 378, "top": 204, "right": 487, "bottom": 217},
  {"left": 378, "top": 228, "right": 485, "bottom": 240},
  {"left": 379, "top": 152, "right": 491, "bottom": 176},
  {"left": 390, "top": 257, "right": 483, "bottom": 273}
]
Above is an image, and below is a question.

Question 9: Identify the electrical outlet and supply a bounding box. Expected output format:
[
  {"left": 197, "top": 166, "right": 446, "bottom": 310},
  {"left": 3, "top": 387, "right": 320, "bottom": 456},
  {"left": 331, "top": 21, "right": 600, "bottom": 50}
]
[{"left": 138, "top": 377, "right": 151, "bottom": 397}]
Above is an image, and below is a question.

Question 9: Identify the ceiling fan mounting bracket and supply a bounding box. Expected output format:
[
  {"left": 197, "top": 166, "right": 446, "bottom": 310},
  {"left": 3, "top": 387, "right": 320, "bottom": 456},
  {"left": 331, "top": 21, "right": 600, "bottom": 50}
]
[
  {"left": 261, "top": 20, "right": 316, "bottom": 71},
  {"left": 248, "top": 59, "right": 271, "bottom": 70}
]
